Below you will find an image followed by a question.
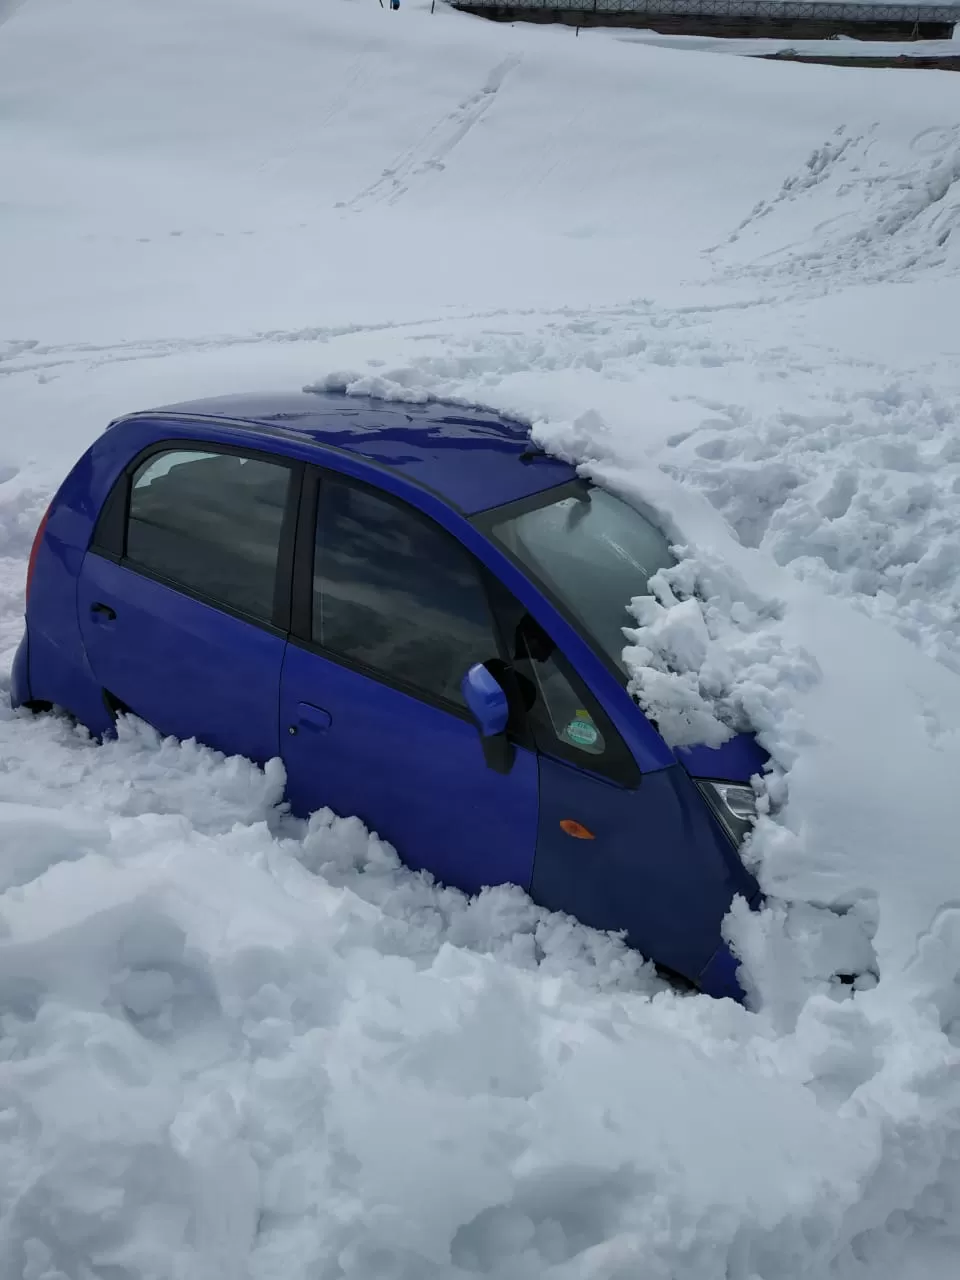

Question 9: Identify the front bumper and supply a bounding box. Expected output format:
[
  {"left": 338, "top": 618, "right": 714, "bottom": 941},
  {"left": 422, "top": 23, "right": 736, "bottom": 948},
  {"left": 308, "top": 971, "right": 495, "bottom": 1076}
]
[
  {"left": 10, "top": 630, "right": 30, "bottom": 708},
  {"left": 698, "top": 940, "right": 747, "bottom": 1002}
]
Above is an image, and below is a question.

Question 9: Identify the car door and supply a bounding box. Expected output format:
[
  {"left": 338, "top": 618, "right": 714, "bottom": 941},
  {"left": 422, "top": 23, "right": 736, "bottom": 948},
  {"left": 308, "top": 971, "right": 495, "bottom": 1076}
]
[
  {"left": 490, "top": 592, "right": 757, "bottom": 987},
  {"left": 279, "top": 469, "right": 539, "bottom": 896},
  {"left": 77, "top": 443, "right": 298, "bottom": 765}
]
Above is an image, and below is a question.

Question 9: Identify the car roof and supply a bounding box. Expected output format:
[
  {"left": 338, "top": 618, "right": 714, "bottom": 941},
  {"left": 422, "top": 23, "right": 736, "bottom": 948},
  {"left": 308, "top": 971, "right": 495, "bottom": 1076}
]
[{"left": 124, "top": 389, "right": 576, "bottom": 516}]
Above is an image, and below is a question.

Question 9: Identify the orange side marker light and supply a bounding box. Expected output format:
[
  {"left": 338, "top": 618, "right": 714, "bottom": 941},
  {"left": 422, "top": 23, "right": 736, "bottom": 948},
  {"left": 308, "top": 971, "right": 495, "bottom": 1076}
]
[{"left": 559, "top": 819, "right": 595, "bottom": 840}]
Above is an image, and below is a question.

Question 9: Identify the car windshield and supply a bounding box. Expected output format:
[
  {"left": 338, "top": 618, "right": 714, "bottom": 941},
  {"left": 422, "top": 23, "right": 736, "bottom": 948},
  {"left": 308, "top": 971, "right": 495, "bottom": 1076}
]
[{"left": 482, "top": 483, "right": 674, "bottom": 678}]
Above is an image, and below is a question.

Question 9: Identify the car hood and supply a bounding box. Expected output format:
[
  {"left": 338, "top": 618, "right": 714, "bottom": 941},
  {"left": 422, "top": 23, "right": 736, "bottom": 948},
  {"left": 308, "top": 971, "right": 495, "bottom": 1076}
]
[{"left": 674, "top": 733, "right": 769, "bottom": 784}]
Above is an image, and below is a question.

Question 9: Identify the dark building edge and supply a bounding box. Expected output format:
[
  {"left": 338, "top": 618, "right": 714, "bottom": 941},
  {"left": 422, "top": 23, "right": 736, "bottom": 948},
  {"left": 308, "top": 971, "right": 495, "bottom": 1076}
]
[{"left": 454, "top": 5, "right": 956, "bottom": 40}]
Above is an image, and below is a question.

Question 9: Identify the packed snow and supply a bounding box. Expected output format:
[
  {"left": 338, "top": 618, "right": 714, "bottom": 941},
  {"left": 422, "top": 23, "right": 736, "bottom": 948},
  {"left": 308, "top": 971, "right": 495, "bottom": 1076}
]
[
  {"left": 2, "top": 0, "right": 960, "bottom": 1276},
  {"left": 601, "top": 31, "right": 960, "bottom": 59}
]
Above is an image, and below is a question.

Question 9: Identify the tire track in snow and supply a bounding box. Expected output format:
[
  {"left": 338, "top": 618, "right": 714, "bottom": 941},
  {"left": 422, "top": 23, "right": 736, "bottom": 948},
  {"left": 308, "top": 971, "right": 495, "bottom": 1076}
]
[
  {"left": 0, "top": 293, "right": 773, "bottom": 383},
  {"left": 341, "top": 55, "right": 521, "bottom": 213},
  {"left": 0, "top": 316, "right": 465, "bottom": 380}
]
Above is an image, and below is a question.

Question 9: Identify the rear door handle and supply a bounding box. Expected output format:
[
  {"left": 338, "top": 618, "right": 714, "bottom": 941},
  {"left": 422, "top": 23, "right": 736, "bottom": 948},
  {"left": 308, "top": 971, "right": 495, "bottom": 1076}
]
[{"left": 90, "top": 602, "right": 117, "bottom": 622}]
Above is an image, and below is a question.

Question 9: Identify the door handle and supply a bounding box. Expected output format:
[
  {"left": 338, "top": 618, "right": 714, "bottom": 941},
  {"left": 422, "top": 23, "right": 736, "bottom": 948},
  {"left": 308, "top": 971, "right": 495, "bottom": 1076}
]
[
  {"left": 295, "top": 702, "right": 332, "bottom": 733},
  {"left": 90, "top": 602, "right": 117, "bottom": 622}
]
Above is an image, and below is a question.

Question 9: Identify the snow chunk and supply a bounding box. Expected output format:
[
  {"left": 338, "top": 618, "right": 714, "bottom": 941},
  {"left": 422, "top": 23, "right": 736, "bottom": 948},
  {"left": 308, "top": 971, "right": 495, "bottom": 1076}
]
[{"left": 624, "top": 552, "right": 820, "bottom": 757}]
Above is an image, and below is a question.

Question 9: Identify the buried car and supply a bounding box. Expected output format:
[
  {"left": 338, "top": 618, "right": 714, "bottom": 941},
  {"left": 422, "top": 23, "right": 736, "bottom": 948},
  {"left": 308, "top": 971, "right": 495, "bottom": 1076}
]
[{"left": 12, "top": 391, "right": 766, "bottom": 997}]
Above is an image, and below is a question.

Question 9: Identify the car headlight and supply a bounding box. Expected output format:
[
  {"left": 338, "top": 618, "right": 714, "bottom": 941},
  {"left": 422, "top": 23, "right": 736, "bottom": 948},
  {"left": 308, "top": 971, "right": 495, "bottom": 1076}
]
[{"left": 695, "top": 780, "right": 757, "bottom": 847}]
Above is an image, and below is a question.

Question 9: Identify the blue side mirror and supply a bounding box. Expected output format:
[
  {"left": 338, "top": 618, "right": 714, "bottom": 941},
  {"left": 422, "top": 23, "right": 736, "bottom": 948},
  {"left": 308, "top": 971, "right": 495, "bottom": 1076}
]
[{"left": 461, "top": 664, "right": 509, "bottom": 738}]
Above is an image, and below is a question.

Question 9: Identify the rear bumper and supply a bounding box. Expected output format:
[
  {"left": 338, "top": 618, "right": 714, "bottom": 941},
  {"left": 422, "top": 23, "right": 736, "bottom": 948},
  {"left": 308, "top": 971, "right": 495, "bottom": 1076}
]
[{"left": 10, "top": 630, "right": 30, "bottom": 708}]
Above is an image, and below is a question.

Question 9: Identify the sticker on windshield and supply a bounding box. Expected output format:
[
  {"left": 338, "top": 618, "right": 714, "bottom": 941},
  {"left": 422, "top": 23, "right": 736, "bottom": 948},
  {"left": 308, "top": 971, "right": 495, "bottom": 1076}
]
[{"left": 563, "top": 712, "right": 601, "bottom": 750}]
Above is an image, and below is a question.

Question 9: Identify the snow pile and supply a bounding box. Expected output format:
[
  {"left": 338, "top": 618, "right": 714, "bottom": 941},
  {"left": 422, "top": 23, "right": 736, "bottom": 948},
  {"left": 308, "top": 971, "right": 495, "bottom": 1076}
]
[
  {"left": 2, "top": 0, "right": 960, "bottom": 1276},
  {"left": 622, "top": 552, "right": 819, "bottom": 752},
  {"left": 665, "top": 376, "right": 960, "bottom": 673},
  {"left": 0, "top": 711, "right": 953, "bottom": 1280}
]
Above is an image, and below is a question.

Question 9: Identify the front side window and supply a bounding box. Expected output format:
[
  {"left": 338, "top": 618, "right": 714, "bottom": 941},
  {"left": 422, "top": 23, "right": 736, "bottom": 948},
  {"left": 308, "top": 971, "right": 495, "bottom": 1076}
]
[
  {"left": 481, "top": 577, "right": 637, "bottom": 784},
  {"left": 126, "top": 448, "right": 291, "bottom": 623},
  {"left": 516, "top": 630, "right": 606, "bottom": 758},
  {"left": 480, "top": 483, "right": 674, "bottom": 680},
  {"left": 313, "top": 477, "right": 500, "bottom": 706}
]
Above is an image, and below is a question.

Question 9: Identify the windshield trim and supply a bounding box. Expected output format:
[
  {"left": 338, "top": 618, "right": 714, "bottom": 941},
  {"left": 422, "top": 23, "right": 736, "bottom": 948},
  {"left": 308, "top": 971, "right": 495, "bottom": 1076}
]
[
  {"left": 473, "top": 477, "right": 591, "bottom": 526},
  {"left": 472, "top": 478, "right": 635, "bottom": 690}
]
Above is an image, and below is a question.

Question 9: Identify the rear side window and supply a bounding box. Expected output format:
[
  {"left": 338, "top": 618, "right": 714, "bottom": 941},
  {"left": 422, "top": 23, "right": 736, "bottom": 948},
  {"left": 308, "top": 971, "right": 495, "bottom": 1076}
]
[
  {"left": 126, "top": 449, "right": 291, "bottom": 623},
  {"left": 312, "top": 476, "right": 500, "bottom": 707}
]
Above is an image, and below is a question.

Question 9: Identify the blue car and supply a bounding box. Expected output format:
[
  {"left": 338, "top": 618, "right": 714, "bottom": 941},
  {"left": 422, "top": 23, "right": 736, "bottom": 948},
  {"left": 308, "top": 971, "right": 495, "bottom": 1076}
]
[{"left": 12, "top": 392, "right": 765, "bottom": 997}]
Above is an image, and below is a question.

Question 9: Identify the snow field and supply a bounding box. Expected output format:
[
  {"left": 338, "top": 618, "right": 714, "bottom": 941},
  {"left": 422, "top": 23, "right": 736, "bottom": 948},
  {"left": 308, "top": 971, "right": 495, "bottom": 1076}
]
[{"left": 2, "top": 0, "right": 960, "bottom": 1276}]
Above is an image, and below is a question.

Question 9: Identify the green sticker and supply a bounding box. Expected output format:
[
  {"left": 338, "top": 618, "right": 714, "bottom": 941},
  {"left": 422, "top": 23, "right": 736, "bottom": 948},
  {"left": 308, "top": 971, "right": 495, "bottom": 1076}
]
[{"left": 564, "top": 717, "right": 599, "bottom": 748}]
